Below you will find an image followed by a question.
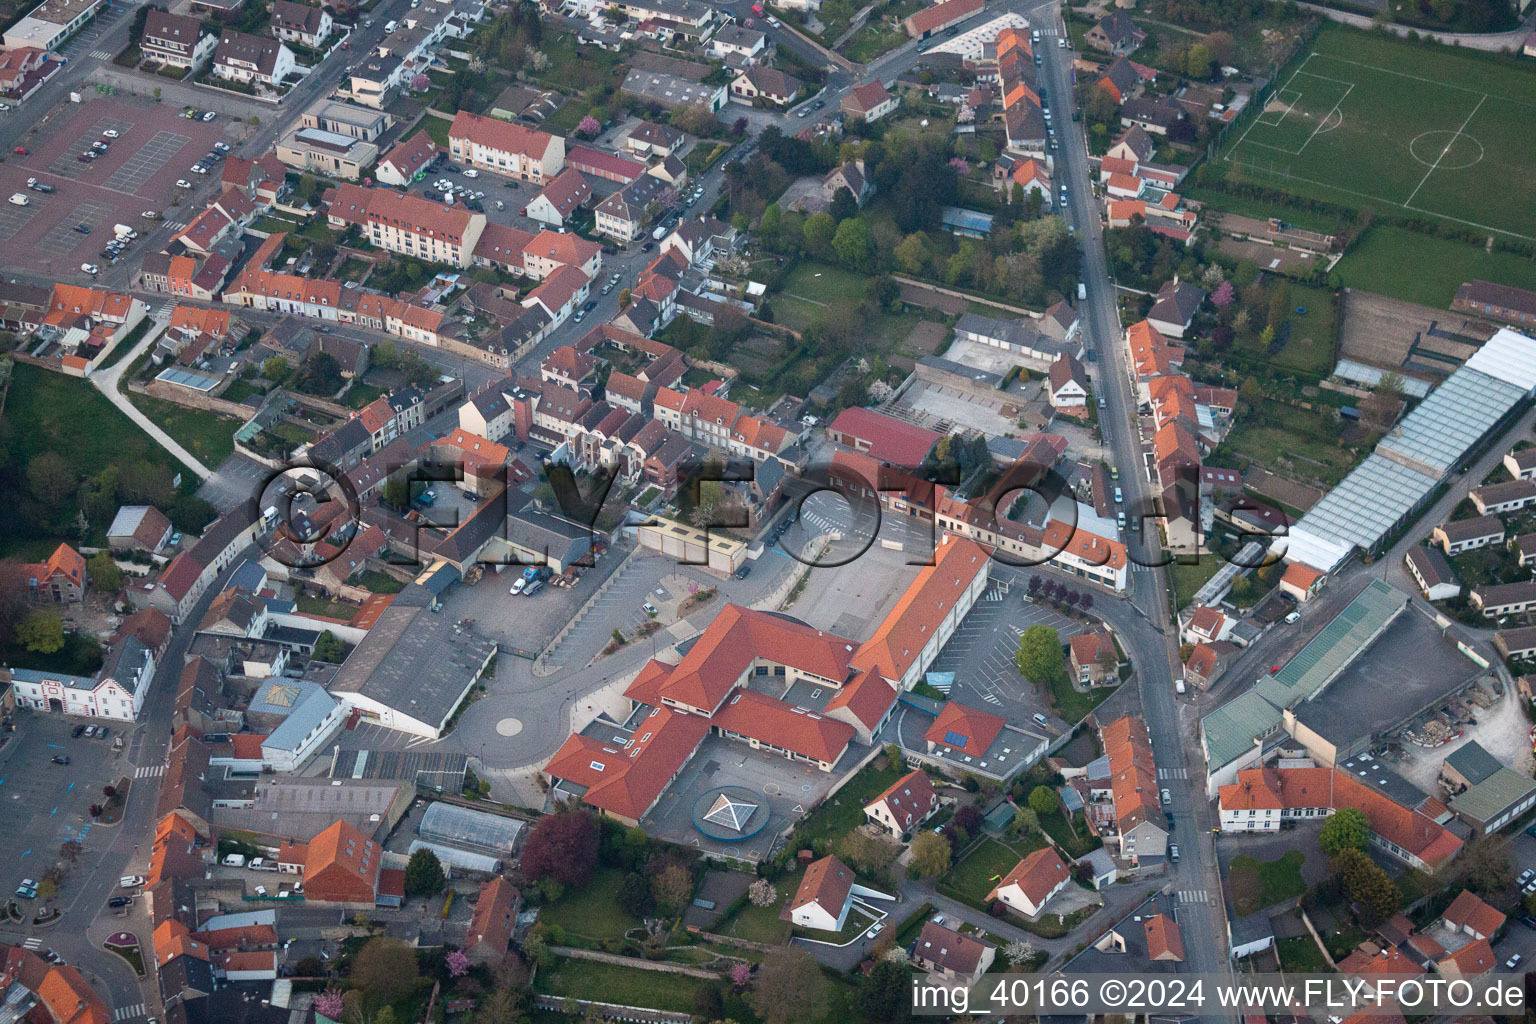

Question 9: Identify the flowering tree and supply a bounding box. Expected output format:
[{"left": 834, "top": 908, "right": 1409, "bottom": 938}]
[
  {"left": 313, "top": 990, "right": 344, "bottom": 1020},
  {"left": 446, "top": 949, "right": 470, "bottom": 978},
  {"left": 1211, "top": 280, "right": 1236, "bottom": 308},
  {"left": 411, "top": 73, "right": 430, "bottom": 92},
  {"left": 578, "top": 115, "right": 601, "bottom": 138},
  {"left": 1004, "top": 939, "right": 1037, "bottom": 966},
  {"left": 957, "top": 104, "right": 976, "bottom": 124},
  {"left": 730, "top": 962, "right": 752, "bottom": 986},
  {"left": 948, "top": 157, "right": 969, "bottom": 173},
  {"left": 747, "top": 879, "right": 777, "bottom": 907}
]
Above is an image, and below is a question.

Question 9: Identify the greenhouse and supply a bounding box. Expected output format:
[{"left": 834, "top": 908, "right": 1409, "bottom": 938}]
[
  {"left": 418, "top": 801, "right": 524, "bottom": 856},
  {"left": 408, "top": 840, "right": 501, "bottom": 876}
]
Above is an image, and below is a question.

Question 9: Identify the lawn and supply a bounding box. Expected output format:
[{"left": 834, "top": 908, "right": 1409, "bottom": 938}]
[
  {"left": 1038, "top": 809, "right": 1100, "bottom": 859},
  {"left": 840, "top": 0, "right": 922, "bottom": 62},
  {"left": 539, "top": 868, "right": 641, "bottom": 941},
  {"left": 1228, "top": 850, "right": 1306, "bottom": 917},
  {"left": 1045, "top": 671, "right": 1113, "bottom": 724},
  {"left": 717, "top": 871, "right": 797, "bottom": 945},
  {"left": 792, "top": 761, "right": 905, "bottom": 846},
  {"left": 354, "top": 569, "right": 404, "bottom": 594},
  {"left": 1, "top": 363, "right": 202, "bottom": 554},
  {"left": 126, "top": 390, "right": 238, "bottom": 465},
  {"left": 1170, "top": 553, "right": 1223, "bottom": 610},
  {"left": 1218, "top": 23, "right": 1536, "bottom": 240},
  {"left": 1338, "top": 224, "right": 1536, "bottom": 307},
  {"left": 533, "top": 956, "right": 703, "bottom": 1014},
  {"left": 775, "top": 261, "right": 924, "bottom": 346},
  {"left": 1221, "top": 408, "right": 1362, "bottom": 489},
  {"left": 940, "top": 836, "right": 1042, "bottom": 907},
  {"left": 1276, "top": 934, "right": 1331, "bottom": 972},
  {"left": 295, "top": 594, "right": 359, "bottom": 620},
  {"left": 1228, "top": 283, "right": 1338, "bottom": 380},
  {"left": 418, "top": 112, "right": 453, "bottom": 148},
  {"left": 792, "top": 903, "right": 878, "bottom": 944}
]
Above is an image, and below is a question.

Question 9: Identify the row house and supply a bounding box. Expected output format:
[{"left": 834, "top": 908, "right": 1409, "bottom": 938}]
[
  {"left": 270, "top": 0, "right": 332, "bottom": 47},
  {"left": 325, "top": 183, "right": 486, "bottom": 267},
  {"left": 141, "top": 9, "right": 215, "bottom": 69},
  {"left": 448, "top": 110, "right": 565, "bottom": 184},
  {"left": 212, "top": 30, "right": 296, "bottom": 88}
]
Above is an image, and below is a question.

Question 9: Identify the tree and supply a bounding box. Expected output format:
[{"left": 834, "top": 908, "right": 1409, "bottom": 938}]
[
  {"left": 835, "top": 830, "right": 896, "bottom": 875},
  {"left": 1319, "top": 807, "right": 1369, "bottom": 856},
  {"left": 952, "top": 804, "right": 984, "bottom": 840},
  {"left": 311, "top": 630, "right": 347, "bottom": 663},
  {"left": 86, "top": 551, "right": 122, "bottom": 593},
  {"left": 474, "top": 989, "right": 523, "bottom": 1024},
  {"left": 1332, "top": 847, "right": 1398, "bottom": 927},
  {"left": 751, "top": 948, "right": 825, "bottom": 1024},
  {"left": 1211, "top": 279, "right": 1235, "bottom": 308},
  {"left": 36, "top": 878, "right": 57, "bottom": 901},
  {"left": 1183, "top": 41, "right": 1215, "bottom": 79},
  {"left": 651, "top": 864, "right": 693, "bottom": 915},
  {"left": 403, "top": 847, "right": 445, "bottom": 898},
  {"left": 748, "top": 879, "right": 777, "bottom": 907},
  {"left": 1007, "top": 806, "right": 1039, "bottom": 839},
  {"left": 1015, "top": 625, "right": 1065, "bottom": 684},
  {"left": 909, "top": 831, "right": 951, "bottom": 878},
  {"left": 893, "top": 232, "right": 928, "bottom": 275},
  {"left": 693, "top": 983, "right": 725, "bottom": 1022},
  {"left": 1028, "top": 785, "right": 1059, "bottom": 817},
  {"left": 617, "top": 287, "right": 631, "bottom": 309},
  {"left": 294, "top": 351, "right": 344, "bottom": 396},
  {"left": 832, "top": 217, "right": 873, "bottom": 272},
  {"left": 856, "top": 960, "right": 911, "bottom": 1024},
  {"left": 26, "top": 452, "right": 76, "bottom": 508},
  {"left": 445, "top": 949, "right": 470, "bottom": 978},
  {"left": 350, "top": 937, "right": 420, "bottom": 1008},
  {"left": 262, "top": 355, "right": 292, "bottom": 383},
  {"left": 17, "top": 610, "right": 64, "bottom": 654},
  {"left": 1004, "top": 938, "right": 1037, "bottom": 966},
  {"left": 578, "top": 114, "right": 601, "bottom": 137},
  {"left": 617, "top": 871, "right": 654, "bottom": 918},
  {"left": 1237, "top": 376, "right": 1262, "bottom": 419},
  {"left": 314, "top": 990, "right": 344, "bottom": 1019},
  {"left": 829, "top": 185, "right": 858, "bottom": 224},
  {"left": 803, "top": 212, "right": 836, "bottom": 255},
  {"left": 1451, "top": 835, "right": 1512, "bottom": 898},
  {"left": 521, "top": 807, "right": 599, "bottom": 888}
]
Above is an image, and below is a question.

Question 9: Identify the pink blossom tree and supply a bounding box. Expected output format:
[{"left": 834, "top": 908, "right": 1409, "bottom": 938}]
[
  {"left": 313, "top": 990, "right": 344, "bottom": 1020},
  {"left": 446, "top": 949, "right": 470, "bottom": 978},
  {"left": 1211, "top": 280, "right": 1235, "bottom": 308},
  {"left": 578, "top": 115, "right": 601, "bottom": 138},
  {"left": 731, "top": 962, "right": 751, "bottom": 986},
  {"left": 949, "top": 157, "right": 970, "bottom": 173}
]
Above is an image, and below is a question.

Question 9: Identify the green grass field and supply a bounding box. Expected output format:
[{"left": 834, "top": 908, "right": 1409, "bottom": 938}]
[
  {"left": 940, "top": 836, "right": 1043, "bottom": 907},
  {"left": 1220, "top": 25, "right": 1536, "bottom": 239},
  {"left": 538, "top": 868, "right": 641, "bottom": 941},
  {"left": 1228, "top": 850, "right": 1307, "bottom": 917},
  {"left": 1338, "top": 224, "right": 1536, "bottom": 306},
  {"left": 533, "top": 957, "right": 704, "bottom": 1013}
]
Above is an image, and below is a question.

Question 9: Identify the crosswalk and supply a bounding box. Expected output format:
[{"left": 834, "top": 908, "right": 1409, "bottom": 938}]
[
  {"left": 90, "top": 49, "right": 113, "bottom": 60},
  {"left": 1158, "top": 767, "right": 1189, "bottom": 779},
  {"left": 164, "top": 220, "right": 187, "bottom": 233},
  {"left": 22, "top": 937, "right": 42, "bottom": 950},
  {"left": 113, "top": 1003, "right": 147, "bottom": 1021},
  {"left": 1177, "top": 889, "right": 1208, "bottom": 904},
  {"left": 134, "top": 764, "right": 165, "bottom": 779},
  {"left": 153, "top": 299, "right": 176, "bottom": 319}
]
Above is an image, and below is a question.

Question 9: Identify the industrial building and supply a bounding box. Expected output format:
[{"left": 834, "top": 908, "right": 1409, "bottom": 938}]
[{"left": 1283, "top": 327, "right": 1536, "bottom": 573}]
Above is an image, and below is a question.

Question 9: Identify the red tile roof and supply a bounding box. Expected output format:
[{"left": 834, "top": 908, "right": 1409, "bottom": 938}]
[
  {"left": 924, "top": 701, "right": 1005, "bottom": 757},
  {"left": 824, "top": 665, "right": 898, "bottom": 731},
  {"left": 1144, "top": 914, "right": 1185, "bottom": 960},
  {"left": 987, "top": 846, "right": 1067, "bottom": 906},
  {"left": 866, "top": 768, "right": 938, "bottom": 831},
  {"left": 712, "top": 688, "right": 855, "bottom": 765},
  {"left": 654, "top": 603, "right": 856, "bottom": 713},
  {"left": 464, "top": 876, "right": 518, "bottom": 958},
  {"left": 1281, "top": 562, "right": 1324, "bottom": 592},
  {"left": 1440, "top": 938, "right": 1495, "bottom": 975},
  {"left": 1040, "top": 519, "right": 1128, "bottom": 571},
  {"left": 449, "top": 110, "right": 558, "bottom": 161},
  {"left": 904, "top": 0, "right": 983, "bottom": 34},
  {"left": 854, "top": 534, "right": 989, "bottom": 683},
  {"left": 227, "top": 734, "right": 267, "bottom": 760},
  {"left": 544, "top": 706, "right": 710, "bottom": 822},
  {"left": 1442, "top": 890, "right": 1506, "bottom": 938},
  {"left": 1069, "top": 630, "right": 1115, "bottom": 669},
  {"left": 304, "top": 820, "right": 380, "bottom": 903},
  {"left": 828, "top": 406, "right": 942, "bottom": 466},
  {"left": 791, "top": 855, "right": 854, "bottom": 918},
  {"left": 36, "top": 965, "right": 112, "bottom": 1024}
]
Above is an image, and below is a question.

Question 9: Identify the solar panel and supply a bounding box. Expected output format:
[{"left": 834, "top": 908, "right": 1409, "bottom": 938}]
[{"left": 944, "top": 730, "right": 969, "bottom": 747}]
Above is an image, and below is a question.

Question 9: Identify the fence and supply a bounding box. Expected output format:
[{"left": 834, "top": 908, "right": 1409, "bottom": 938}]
[
  {"left": 533, "top": 539, "right": 639, "bottom": 671},
  {"left": 1200, "top": 18, "right": 1325, "bottom": 170},
  {"left": 548, "top": 947, "right": 722, "bottom": 980}
]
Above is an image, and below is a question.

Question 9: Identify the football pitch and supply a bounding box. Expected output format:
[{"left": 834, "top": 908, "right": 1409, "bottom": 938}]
[{"left": 1220, "top": 27, "right": 1536, "bottom": 240}]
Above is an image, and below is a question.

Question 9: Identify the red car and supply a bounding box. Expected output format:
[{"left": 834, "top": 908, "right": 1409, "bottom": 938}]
[
  {"left": 11, "top": 146, "right": 26, "bottom": 155},
  {"left": 751, "top": 3, "right": 764, "bottom": 13}
]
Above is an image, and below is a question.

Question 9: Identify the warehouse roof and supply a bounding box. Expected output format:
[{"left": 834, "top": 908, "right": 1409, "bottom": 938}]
[
  {"left": 1449, "top": 766, "right": 1536, "bottom": 825},
  {"left": 1201, "top": 689, "right": 1281, "bottom": 771},
  {"left": 1252, "top": 580, "right": 1407, "bottom": 709}
]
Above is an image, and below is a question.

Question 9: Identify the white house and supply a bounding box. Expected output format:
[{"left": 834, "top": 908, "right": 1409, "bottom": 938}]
[
  {"left": 864, "top": 768, "right": 940, "bottom": 839},
  {"left": 8, "top": 636, "right": 155, "bottom": 721},
  {"left": 212, "top": 30, "right": 297, "bottom": 87},
  {"left": 786, "top": 855, "right": 890, "bottom": 931},
  {"left": 987, "top": 847, "right": 1069, "bottom": 919}
]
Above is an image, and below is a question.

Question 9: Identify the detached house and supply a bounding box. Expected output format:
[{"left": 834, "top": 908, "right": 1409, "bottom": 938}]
[
  {"left": 864, "top": 768, "right": 940, "bottom": 838},
  {"left": 785, "top": 855, "right": 891, "bottom": 931},
  {"left": 987, "top": 847, "right": 1069, "bottom": 919},
  {"left": 730, "top": 65, "right": 802, "bottom": 108},
  {"left": 841, "top": 79, "right": 898, "bottom": 122},
  {"left": 211, "top": 31, "right": 296, "bottom": 87},
  {"left": 1085, "top": 10, "right": 1145, "bottom": 54},
  {"left": 1048, "top": 352, "right": 1089, "bottom": 414},
  {"left": 141, "top": 9, "right": 215, "bottom": 70},
  {"left": 24, "top": 543, "right": 87, "bottom": 603},
  {"left": 912, "top": 921, "right": 996, "bottom": 984},
  {"left": 1146, "top": 278, "right": 1206, "bottom": 339},
  {"left": 269, "top": 0, "right": 332, "bottom": 47},
  {"left": 524, "top": 168, "right": 592, "bottom": 229}
]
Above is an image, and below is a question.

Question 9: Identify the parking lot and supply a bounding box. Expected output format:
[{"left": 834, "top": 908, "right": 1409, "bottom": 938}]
[
  {"left": 924, "top": 584, "right": 1082, "bottom": 727},
  {"left": 0, "top": 714, "right": 126, "bottom": 902},
  {"left": 0, "top": 97, "right": 224, "bottom": 274}
]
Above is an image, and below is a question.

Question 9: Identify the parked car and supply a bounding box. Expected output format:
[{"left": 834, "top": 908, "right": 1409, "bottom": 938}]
[
  {"left": 1521, "top": 869, "right": 1535, "bottom": 886},
  {"left": 74, "top": 224, "right": 91, "bottom": 234},
  {"left": 1507, "top": 955, "right": 1523, "bottom": 969},
  {"left": 463, "top": 168, "right": 478, "bottom": 178},
  {"left": 81, "top": 263, "right": 99, "bottom": 275},
  {"left": 14, "top": 881, "right": 36, "bottom": 899},
  {"left": 213, "top": 141, "right": 230, "bottom": 152},
  {"left": 50, "top": 755, "right": 70, "bottom": 765},
  {"left": 108, "top": 896, "right": 131, "bottom": 908},
  {"left": 177, "top": 179, "right": 192, "bottom": 188},
  {"left": 510, "top": 577, "right": 526, "bottom": 595},
  {"left": 120, "top": 875, "right": 145, "bottom": 887},
  {"left": 1160, "top": 788, "right": 1171, "bottom": 805},
  {"left": 202, "top": 111, "right": 216, "bottom": 121},
  {"left": 1169, "top": 844, "right": 1180, "bottom": 861},
  {"left": 12, "top": 146, "right": 26, "bottom": 155},
  {"left": 72, "top": 725, "right": 85, "bottom": 738}
]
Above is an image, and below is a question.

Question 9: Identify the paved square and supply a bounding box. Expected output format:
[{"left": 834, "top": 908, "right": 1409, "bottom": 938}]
[
  {"left": 37, "top": 200, "right": 114, "bottom": 258},
  {"left": 0, "top": 200, "right": 43, "bottom": 240},
  {"left": 45, "top": 117, "right": 134, "bottom": 180},
  {"left": 106, "top": 130, "right": 191, "bottom": 193}
]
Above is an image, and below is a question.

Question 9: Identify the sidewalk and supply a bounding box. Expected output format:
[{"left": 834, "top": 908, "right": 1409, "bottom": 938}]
[{"left": 91, "top": 317, "right": 216, "bottom": 481}]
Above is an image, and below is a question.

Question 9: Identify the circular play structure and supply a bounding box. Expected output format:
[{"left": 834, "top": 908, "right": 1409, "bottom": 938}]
[{"left": 690, "top": 786, "right": 770, "bottom": 842}]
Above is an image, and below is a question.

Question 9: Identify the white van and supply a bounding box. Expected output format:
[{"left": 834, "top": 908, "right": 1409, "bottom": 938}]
[
  {"left": 8, "top": 193, "right": 29, "bottom": 206},
  {"left": 1174, "top": 678, "right": 1186, "bottom": 695},
  {"left": 1077, "top": 281, "right": 1087, "bottom": 301},
  {"left": 651, "top": 223, "right": 669, "bottom": 241},
  {"left": 384, "top": 19, "right": 397, "bottom": 30},
  {"left": 222, "top": 853, "right": 247, "bottom": 867}
]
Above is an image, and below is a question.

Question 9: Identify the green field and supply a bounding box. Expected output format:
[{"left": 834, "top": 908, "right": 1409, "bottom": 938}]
[
  {"left": 1220, "top": 25, "right": 1536, "bottom": 239},
  {"left": 1338, "top": 224, "right": 1536, "bottom": 307},
  {"left": 538, "top": 868, "right": 641, "bottom": 940},
  {"left": 533, "top": 957, "right": 704, "bottom": 1013},
  {"left": 1228, "top": 850, "right": 1307, "bottom": 917},
  {"left": 940, "top": 836, "right": 1043, "bottom": 907}
]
